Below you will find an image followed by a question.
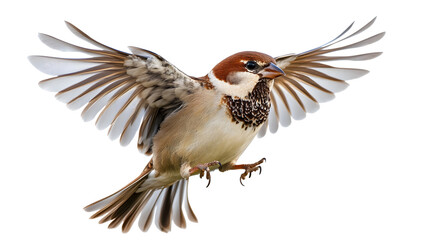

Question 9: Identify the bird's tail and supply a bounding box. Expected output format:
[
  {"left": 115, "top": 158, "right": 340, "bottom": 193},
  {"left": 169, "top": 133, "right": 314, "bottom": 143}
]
[{"left": 84, "top": 163, "right": 197, "bottom": 233}]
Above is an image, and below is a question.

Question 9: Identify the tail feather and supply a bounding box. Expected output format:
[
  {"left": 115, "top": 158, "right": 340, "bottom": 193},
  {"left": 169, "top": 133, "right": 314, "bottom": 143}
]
[
  {"left": 138, "top": 189, "right": 161, "bottom": 232},
  {"left": 172, "top": 180, "right": 186, "bottom": 228},
  {"left": 157, "top": 186, "right": 173, "bottom": 232},
  {"left": 84, "top": 170, "right": 197, "bottom": 233},
  {"left": 122, "top": 191, "right": 153, "bottom": 232},
  {"left": 184, "top": 180, "right": 198, "bottom": 223}
]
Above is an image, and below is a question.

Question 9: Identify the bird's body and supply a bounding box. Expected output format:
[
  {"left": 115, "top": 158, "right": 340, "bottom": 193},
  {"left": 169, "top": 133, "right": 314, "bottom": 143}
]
[
  {"left": 152, "top": 88, "right": 259, "bottom": 177},
  {"left": 29, "top": 18, "right": 384, "bottom": 233}
]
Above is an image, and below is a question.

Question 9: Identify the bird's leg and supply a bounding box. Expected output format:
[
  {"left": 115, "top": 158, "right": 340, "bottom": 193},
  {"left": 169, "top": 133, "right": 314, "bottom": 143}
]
[
  {"left": 189, "top": 161, "right": 222, "bottom": 188},
  {"left": 220, "top": 158, "right": 266, "bottom": 186}
]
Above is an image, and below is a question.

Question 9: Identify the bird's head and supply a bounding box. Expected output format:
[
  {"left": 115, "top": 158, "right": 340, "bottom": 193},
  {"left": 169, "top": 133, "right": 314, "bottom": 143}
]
[{"left": 208, "top": 51, "right": 285, "bottom": 98}]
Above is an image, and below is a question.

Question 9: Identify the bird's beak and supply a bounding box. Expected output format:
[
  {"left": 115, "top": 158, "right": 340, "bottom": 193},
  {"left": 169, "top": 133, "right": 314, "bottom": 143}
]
[{"left": 259, "top": 63, "right": 285, "bottom": 79}]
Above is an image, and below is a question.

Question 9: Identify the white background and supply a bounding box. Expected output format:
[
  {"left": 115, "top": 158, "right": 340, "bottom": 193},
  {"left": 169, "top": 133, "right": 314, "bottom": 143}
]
[{"left": 1, "top": 0, "right": 428, "bottom": 239}]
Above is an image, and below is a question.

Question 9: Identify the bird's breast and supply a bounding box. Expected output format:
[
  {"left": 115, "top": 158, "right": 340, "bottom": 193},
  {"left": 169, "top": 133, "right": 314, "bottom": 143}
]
[{"left": 223, "top": 79, "right": 271, "bottom": 130}]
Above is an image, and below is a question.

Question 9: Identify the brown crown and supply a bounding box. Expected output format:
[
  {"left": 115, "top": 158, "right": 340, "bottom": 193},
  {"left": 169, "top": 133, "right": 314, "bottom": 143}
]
[{"left": 212, "top": 51, "right": 276, "bottom": 83}]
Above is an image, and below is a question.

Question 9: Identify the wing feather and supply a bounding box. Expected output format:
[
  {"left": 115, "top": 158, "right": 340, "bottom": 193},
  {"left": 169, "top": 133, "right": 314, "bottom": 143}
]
[
  {"left": 294, "top": 52, "right": 382, "bottom": 63},
  {"left": 109, "top": 96, "right": 142, "bottom": 142},
  {"left": 268, "top": 101, "right": 279, "bottom": 133},
  {"left": 81, "top": 78, "right": 132, "bottom": 121},
  {"left": 64, "top": 21, "right": 127, "bottom": 54},
  {"left": 30, "top": 22, "right": 204, "bottom": 152},
  {"left": 262, "top": 18, "right": 384, "bottom": 136},
  {"left": 96, "top": 84, "right": 139, "bottom": 130},
  {"left": 120, "top": 101, "right": 146, "bottom": 146},
  {"left": 38, "top": 33, "right": 109, "bottom": 56}
]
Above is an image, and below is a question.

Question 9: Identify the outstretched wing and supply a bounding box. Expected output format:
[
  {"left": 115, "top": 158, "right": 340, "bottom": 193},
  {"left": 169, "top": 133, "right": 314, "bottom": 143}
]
[
  {"left": 29, "top": 22, "right": 205, "bottom": 154},
  {"left": 258, "top": 17, "right": 385, "bottom": 137}
]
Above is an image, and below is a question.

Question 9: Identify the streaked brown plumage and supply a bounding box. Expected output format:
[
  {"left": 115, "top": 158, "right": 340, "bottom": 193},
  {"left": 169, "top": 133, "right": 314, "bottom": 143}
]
[{"left": 29, "top": 18, "right": 384, "bottom": 233}]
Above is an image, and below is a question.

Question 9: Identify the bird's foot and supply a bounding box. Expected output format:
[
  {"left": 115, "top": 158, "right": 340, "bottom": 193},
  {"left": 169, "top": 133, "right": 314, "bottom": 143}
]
[
  {"left": 189, "top": 161, "right": 222, "bottom": 188},
  {"left": 233, "top": 158, "right": 266, "bottom": 186}
]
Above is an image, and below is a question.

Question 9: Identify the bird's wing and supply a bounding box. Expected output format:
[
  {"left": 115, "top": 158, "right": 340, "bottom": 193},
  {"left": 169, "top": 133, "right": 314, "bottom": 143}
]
[
  {"left": 29, "top": 22, "right": 206, "bottom": 154},
  {"left": 258, "top": 17, "right": 385, "bottom": 137}
]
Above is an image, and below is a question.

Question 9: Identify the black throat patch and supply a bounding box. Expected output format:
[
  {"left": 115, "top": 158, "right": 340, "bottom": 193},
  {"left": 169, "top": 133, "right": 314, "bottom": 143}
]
[{"left": 223, "top": 79, "right": 271, "bottom": 130}]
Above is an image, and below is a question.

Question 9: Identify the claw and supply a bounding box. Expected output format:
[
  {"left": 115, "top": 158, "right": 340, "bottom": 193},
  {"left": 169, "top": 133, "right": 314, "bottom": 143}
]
[
  {"left": 205, "top": 170, "right": 211, "bottom": 188},
  {"left": 238, "top": 158, "right": 266, "bottom": 186},
  {"left": 196, "top": 166, "right": 211, "bottom": 188},
  {"left": 189, "top": 161, "right": 222, "bottom": 188},
  {"left": 248, "top": 166, "right": 262, "bottom": 178}
]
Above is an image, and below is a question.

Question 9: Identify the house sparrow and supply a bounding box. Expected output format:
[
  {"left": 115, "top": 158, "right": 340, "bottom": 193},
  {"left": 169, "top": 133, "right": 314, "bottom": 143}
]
[{"left": 29, "top": 18, "right": 384, "bottom": 233}]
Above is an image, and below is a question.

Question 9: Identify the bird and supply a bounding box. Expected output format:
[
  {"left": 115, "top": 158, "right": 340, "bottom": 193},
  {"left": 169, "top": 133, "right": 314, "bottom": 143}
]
[{"left": 29, "top": 18, "right": 384, "bottom": 233}]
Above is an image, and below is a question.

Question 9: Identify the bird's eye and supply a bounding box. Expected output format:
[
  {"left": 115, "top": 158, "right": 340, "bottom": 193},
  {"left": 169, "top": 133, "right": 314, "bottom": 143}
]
[{"left": 245, "top": 61, "right": 258, "bottom": 71}]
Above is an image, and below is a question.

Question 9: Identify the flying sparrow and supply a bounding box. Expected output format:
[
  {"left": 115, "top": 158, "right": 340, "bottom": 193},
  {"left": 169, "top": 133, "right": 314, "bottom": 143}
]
[{"left": 29, "top": 18, "right": 384, "bottom": 233}]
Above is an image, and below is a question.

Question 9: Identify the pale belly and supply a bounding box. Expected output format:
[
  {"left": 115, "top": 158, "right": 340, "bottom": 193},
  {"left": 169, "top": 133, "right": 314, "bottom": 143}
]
[
  {"left": 151, "top": 91, "right": 261, "bottom": 176},
  {"left": 179, "top": 107, "right": 258, "bottom": 167}
]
